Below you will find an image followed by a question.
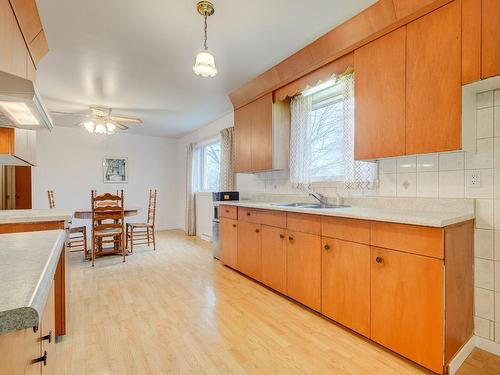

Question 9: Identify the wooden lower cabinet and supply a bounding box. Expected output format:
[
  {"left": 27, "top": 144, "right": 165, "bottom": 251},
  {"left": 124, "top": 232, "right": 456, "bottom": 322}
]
[
  {"left": 41, "top": 282, "right": 56, "bottom": 373},
  {"left": 220, "top": 217, "right": 238, "bottom": 269},
  {"left": 286, "top": 230, "right": 321, "bottom": 311},
  {"left": 371, "top": 247, "right": 444, "bottom": 374},
  {"left": 237, "top": 220, "right": 262, "bottom": 281},
  {"left": 261, "top": 225, "right": 287, "bottom": 294},
  {"left": 322, "top": 238, "right": 370, "bottom": 337}
]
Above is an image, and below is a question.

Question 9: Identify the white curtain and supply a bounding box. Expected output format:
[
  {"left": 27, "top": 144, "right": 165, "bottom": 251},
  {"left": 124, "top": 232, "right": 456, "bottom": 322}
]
[
  {"left": 289, "top": 94, "right": 313, "bottom": 189},
  {"left": 219, "top": 127, "right": 235, "bottom": 191},
  {"left": 185, "top": 143, "right": 196, "bottom": 236},
  {"left": 340, "top": 73, "right": 378, "bottom": 190}
]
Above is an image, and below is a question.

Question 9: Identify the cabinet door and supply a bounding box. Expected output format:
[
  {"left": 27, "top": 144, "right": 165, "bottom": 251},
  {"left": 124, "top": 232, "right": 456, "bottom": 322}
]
[
  {"left": 234, "top": 104, "right": 252, "bottom": 172},
  {"left": 354, "top": 27, "right": 406, "bottom": 160},
  {"left": 406, "top": 1, "right": 461, "bottom": 155},
  {"left": 0, "top": 0, "right": 28, "bottom": 78},
  {"left": 286, "top": 230, "right": 321, "bottom": 311},
  {"left": 261, "top": 225, "right": 287, "bottom": 294},
  {"left": 41, "top": 281, "right": 56, "bottom": 373},
  {"left": 322, "top": 238, "right": 370, "bottom": 337},
  {"left": 371, "top": 247, "right": 443, "bottom": 373},
  {"left": 482, "top": 0, "right": 500, "bottom": 79},
  {"left": 237, "top": 221, "right": 262, "bottom": 281},
  {"left": 251, "top": 93, "right": 273, "bottom": 171},
  {"left": 220, "top": 217, "right": 238, "bottom": 269}
]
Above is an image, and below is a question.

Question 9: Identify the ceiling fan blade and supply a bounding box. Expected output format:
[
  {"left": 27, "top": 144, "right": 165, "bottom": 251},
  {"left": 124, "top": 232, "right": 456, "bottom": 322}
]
[
  {"left": 115, "top": 122, "right": 129, "bottom": 130},
  {"left": 50, "top": 111, "right": 90, "bottom": 117},
  {"left": 110, "top": 115, "right": 143, "bottom": 124}
]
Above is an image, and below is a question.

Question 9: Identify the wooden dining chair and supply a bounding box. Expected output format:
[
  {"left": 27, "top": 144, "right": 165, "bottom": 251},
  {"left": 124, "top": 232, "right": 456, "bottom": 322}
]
[
  {"left": 126, "top": 189, "right": 157, "bottom": 252},
  {"left": 91, "top": 190, "right": 126, "bottom": 266},
  {"left": 48, "top": 190, "right": 89, "bottom": 260}
]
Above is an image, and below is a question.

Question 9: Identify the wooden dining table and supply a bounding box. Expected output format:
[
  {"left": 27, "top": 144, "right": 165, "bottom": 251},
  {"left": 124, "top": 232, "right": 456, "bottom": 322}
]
[{"left": 73, "top": 207, "right": 140, "bottom": 220}]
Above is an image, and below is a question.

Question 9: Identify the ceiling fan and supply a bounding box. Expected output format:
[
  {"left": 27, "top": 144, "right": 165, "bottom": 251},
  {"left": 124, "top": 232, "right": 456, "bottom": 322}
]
[{"left": 52, "top": 105, "right": 143, "bottom": 135}]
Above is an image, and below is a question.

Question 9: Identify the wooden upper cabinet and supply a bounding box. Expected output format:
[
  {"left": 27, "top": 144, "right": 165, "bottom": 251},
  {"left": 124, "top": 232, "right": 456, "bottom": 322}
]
[
  {"left": 354, "top": 27, "right": 406, "bottom": 160},
  {"left": 322, "top": 238, "right": 370, "bottom": 337},
  {"left": 9, "top": 0, "right": 42, "bottom": 44},
  {"left": 0, "top": 0, "right": 28, "bottom": 78},
  {"left": 406, "top": 1, "right": 461, "bottom": 155},
  {"left": 234, "top": 93, "right": 290, "bottom": 173},
  {"left": 482, "top": 0, "right": 500, "bottom": 79},
  {"left": 220, "top": 217, "right": 238, "bottom": 269},
  {"left": 286, "top": 230, "right": 321, "bottom": 311},
  {"left": 461, "top": 0, "right": 482, "bottom": 84},
  {"left": 261, "top": 225, "right": 287, "bottom": 294},
  {"left": 371, "top": 247, "right": 444, "bottom": 374},
  {"left": 237, "top": 221, "right": 262, "bottom": 281},
  {"left": 0, "top": 127, "right": 37, "bottom": 166}
]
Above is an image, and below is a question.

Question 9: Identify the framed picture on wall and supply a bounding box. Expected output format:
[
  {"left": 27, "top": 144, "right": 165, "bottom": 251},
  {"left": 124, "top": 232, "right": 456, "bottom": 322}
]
[{"left": 103, "top": 156, "right": 128, "bottom": 183}]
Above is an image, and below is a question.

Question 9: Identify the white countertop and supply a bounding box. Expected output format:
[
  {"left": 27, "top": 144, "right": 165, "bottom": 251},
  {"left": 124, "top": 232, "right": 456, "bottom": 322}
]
[
  {"left": 0, "top": 230, "right": 66, "bottom": 334},
  {"left": 219, "top": 201, "right": 474, "bottom": 227},
  {"left": 0, "top": 209, "right": 74, "bottom": 224}
]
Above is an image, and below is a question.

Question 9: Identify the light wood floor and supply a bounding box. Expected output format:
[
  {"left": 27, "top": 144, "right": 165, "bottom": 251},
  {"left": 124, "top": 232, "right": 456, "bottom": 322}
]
[{"left": 55, "top": 230, "right": 498, "bottom": 375}]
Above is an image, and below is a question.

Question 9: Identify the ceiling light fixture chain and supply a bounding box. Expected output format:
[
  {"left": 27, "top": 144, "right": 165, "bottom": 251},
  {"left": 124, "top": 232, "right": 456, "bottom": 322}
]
[{"left": 204, "top": 13, "right": 208, "bottom": 50}]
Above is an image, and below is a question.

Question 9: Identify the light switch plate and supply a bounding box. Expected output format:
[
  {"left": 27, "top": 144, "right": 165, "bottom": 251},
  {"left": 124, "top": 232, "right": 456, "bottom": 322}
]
[{"left": 467, "top": 170, "right": 481, "bottom": 188}]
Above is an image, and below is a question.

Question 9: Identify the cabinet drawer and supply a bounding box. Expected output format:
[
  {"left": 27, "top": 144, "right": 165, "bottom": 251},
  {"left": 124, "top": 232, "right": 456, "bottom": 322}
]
[
  {"left": 287, "top": 212, "right": 321, "bottom": 235},
  {"left": 260, "top": 210, "right": 286, "bottom": 228},
  {"left": 371, "top": 222, "right": 444, "bottom": 259},
  {"left": 219, "top": 205, "right": 237, "bottom": 219},
  {"left": 238, "top": 207, "right": 261, "bottom": 223},
  {"left": 321, "top": 216, "right": 370, "bottom": 244}
]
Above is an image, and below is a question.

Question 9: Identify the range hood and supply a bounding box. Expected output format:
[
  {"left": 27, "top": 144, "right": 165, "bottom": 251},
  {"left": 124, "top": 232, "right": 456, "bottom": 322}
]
[{"left": 0, "top": 70, "right": 53, "bottom": 130}]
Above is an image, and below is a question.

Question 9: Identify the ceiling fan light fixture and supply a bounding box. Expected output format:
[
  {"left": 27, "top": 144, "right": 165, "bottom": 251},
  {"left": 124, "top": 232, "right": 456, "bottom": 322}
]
[
  {"left": 193, "top": 1, "right": 217, "bottom": 78},
  {"left": 106, "top": 122, "right": 116, "bottom": 133},
  {"left": 95, "top": 123, "right": 107, "bottom": 134},
  {"left": 84, "top": 120, "right": 95, "bottom": 133}
]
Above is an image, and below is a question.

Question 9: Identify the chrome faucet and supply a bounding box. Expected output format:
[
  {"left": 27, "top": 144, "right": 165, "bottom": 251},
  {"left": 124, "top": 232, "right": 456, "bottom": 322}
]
[{"left": 309, "top": 192, "right": 328, "bottom": 206}]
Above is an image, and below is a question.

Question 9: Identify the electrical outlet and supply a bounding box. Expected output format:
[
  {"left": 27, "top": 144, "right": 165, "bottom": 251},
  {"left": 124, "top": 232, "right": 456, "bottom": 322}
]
[{"left": 467, "top": 170, "right": 481, "bottom": 188}]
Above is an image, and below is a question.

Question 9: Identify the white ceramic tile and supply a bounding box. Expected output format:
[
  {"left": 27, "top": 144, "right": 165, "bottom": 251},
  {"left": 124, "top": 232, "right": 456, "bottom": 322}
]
[
  {"left": 495, "top": 170, "right": 500, "bottom": 199},
  {"left": 475, "top": 316, "right": 491, "bottom": 339},
  {"left": 495, "top": 262, "right": 500, "bottom": 292},
  {"left": 496, "top": 200, "right": 500, "bottom": 230},
  {"left": 475, "top": 287, "right": 494, "bottom": 320},
  {"left": 475, "top": 229, "right": 494, "bottom": 259},
  {"left": 378, "top": 173, "right": 397, "bottom": 197},
  {"left": 416, "top": 154, "right": 438, "bottom": 172},
  {"left": 495, "top": 231, "right": 500, "bottom": 261},
  {"left": 475, "top": 258, "right": 494, "bottom": 290},
  {"left": 496, "top": 323, "right": 500, "bottom": 344},
  {"left": 438, "top": 170, "right": 464, "bottom": 198},
  {"left": 466, "top": 138, "right": 494, "bottom": 169},
  {"left": 495, "top": 89, "right": 500, "bottom": 106},
  {"left": 495, "top": 138, "right": 500, "bottom": 168},
  {"left": 439, "top": 152, "right": 465, "bottom": 171},
  {"left": 477, "top": 91, "right": 494, "bottom": 109},
  {"left": 416, "top": 172, "right": 438, "bottom": 197},
  {"left": 490, "top": 321, "right": 496, "bottom": 341},
  {"left": 397, "top": 156, "right": 416, "bottom": 173},
  {"left": 495, "top": 106, "right": 500, "bottom": 137},
  {"left": 477, "top": 107, "right": 494, "bottom": 139},
  {"left": 476, "top": 199, "right": 494, "bottom": 229},
  {"left": 379, "top": 158, "right": 397, "bottom": 174},
  {"left": 496, "top": 292, "right": 500, "bottom": 322},
  {"left": 396, "top": 173, "right": 416, "bottom": 197},
  {"left": 465, "top": 169, "right": 494, "bottom": 198}
]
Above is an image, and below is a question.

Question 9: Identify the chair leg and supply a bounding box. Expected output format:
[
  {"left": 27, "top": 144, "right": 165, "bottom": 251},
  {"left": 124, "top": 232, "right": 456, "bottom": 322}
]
[
  {"left": 147, "top": 227, "right": 150, "bottom": 246},
  {"left": 125, "top": 223, "right": 129, "bottom": 250},
  {"left": 130, "top": 229, "right": 134, "bottom": 253},
  {"left": 152, "top": 228, "right": 156, "bottom": 250},
  {"left": 122, "top": 232, "right": 126, "bottom": 262},
  {"left": 83, "top": 227, "right": 88, "bottom": 261},
  {"left": 91, "top": 235, "right": 95, "bottom": 267}
]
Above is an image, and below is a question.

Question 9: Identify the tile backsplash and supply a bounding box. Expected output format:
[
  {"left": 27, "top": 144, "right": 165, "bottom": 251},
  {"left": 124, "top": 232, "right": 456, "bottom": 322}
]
[{"left": 236, "top": 88, "right": 500, "bottom": 345}]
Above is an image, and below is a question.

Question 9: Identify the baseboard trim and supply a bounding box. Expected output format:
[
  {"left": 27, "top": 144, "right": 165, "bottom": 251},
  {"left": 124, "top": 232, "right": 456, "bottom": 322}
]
[
  {"left": 447, "top": 336, "right": 475, "bottom": 375},
  {"left": 475, "top": 335, "right": 500, "bottom": 356}
]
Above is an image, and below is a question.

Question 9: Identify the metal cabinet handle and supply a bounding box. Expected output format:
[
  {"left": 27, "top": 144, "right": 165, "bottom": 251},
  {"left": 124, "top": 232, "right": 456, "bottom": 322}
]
[
  {"left": 246, "top": 212, "right": 251, "bottom": 216},
  {"left": 225, "top": 209, "right": 229, "bottom": 213},
  {"left": 232, "top": 224, "right": 236, "bottom": 228},
  {"left": 288, "top": 235, "right": 294, "bottom": 241},
  {"left": 33, "top": 351, "right": 48, "bottom": 366},
  {"left": 41, "top": 330, "right": 52, "bottom": 344},
  {"left": 279, "top": 234, "right": 285, "bottom": 239},
  {"left": 375, "top": 256, "right": 383, "bottom": 264},
  {"left": 255, "top": 229, "right": 260, "bottom": 233},
  {"left": 324, "top": 244, "right": 330, "bottom": 250}
]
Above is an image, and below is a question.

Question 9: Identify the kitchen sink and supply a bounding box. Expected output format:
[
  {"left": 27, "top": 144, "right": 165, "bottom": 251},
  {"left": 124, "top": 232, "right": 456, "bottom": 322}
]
[
  {"left": 272, "top": 203, "right": 310, "bottom": 207},
  {"left": 272, "top": 203, "right": 349, "bottom": 209}
]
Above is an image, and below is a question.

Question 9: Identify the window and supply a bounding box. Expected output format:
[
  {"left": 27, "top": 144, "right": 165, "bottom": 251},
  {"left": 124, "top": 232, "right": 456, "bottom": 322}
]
[
  {"left": 193, "top": 140, "right": 221, "bottom": 192},
  {"left": 309, "top": 82, "right": 344, "bottom": 181}
]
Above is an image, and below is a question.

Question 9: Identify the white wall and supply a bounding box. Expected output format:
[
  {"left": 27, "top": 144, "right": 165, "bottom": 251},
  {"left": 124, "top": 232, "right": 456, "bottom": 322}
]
[
  {"left": 32, "top": 126, "right": 180, "bottom": 231},
  {"left": 175, "top": 112, "right": 234, "bottom": 231}
]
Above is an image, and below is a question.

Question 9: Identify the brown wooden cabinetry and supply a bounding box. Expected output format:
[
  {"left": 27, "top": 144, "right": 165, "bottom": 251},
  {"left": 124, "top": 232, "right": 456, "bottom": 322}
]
[
  {"left": 261, "top": 225, "right": 287, "bottom": 294},
  {"left": 234, "top": 93, "right": 290, "bottom": 173},
  {"left": 322, "top": 238, "right": 370, "bottom": 337},
  {"left": 0, "top": 0, "right": 28, "bottom": 78},
  {"left": 370, "top": 247, "right": 444, "bottom": 373},
  {"left": 481, "top": 0, "right": 500, "bottom": 79},
  {"left": 286, "top": 230, "right": 321, "bottom": 311},
  {"left": 354, "top": 27, "right": 406, "bottom": 159},
  {"left": 0, "top": 127, "right": 37, "bottom": 166},
  {"left": 237, "top": 220, "right": 262, "bottom": 281},
  {"left": 41, "top": 282, "right": 56, "bottom": 373},
  {"left": 220, "top": 217, "right": 238, "bottom": 269},
  {"left": 406, "top": 1, "right": 461, "bottom": 155}
]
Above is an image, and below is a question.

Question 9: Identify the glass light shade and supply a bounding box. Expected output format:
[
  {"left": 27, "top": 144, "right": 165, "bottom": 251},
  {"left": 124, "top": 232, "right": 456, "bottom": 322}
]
[
  {"left": 193, "top": 50, "right": 217, "bottom": 77},
  {"left": 84, "top": 120, "right": 95, "bottom": 132},
  {"left": 106, "top": 122, "right": 116, "bottom": 133},
  {"left": 95, "top": 123, "right": 107, "bottom": 134}
]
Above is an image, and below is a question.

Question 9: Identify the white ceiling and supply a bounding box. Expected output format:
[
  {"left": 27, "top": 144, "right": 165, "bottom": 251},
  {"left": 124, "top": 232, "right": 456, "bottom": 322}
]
[{"left": 36, "top": 0, "right": 376, "bottom": 137}]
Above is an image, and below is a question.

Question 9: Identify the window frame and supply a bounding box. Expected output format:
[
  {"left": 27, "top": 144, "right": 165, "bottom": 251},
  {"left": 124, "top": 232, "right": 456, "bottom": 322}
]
[{"left": 193, "top": 137, "right": 221, "bottom": 193}]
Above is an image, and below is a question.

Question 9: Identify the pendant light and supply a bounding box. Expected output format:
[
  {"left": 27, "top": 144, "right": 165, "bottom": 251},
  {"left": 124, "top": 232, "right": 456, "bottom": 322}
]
[{"left": 193, "top": 1, "right": 217, "bottom": 78}]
